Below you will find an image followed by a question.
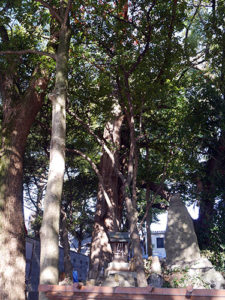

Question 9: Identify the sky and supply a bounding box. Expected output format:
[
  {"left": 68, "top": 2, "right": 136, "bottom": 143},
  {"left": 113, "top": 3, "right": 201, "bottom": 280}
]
[
  {"left": 25, "top": 201, "right": 199, "bottom": 233},
  {"left": 150, "top": 203, "right": 199, "bottom": 231}
]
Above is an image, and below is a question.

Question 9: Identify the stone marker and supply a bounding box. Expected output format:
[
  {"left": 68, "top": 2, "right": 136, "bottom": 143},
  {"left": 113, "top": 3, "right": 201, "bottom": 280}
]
[
  {"left": 165, "top": 193, "right": 201, "bottom": 266},
  {"left": 151, "top": 256, "right": 162, "bottom": 275},
  {"left": 165, "top": 193, "right": 225, "bottom": 289}
]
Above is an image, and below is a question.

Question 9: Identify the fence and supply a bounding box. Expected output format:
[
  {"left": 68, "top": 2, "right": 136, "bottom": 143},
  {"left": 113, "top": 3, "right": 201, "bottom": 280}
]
[{"left": 39, "top": 283, "right": 225, "bottom": 300}]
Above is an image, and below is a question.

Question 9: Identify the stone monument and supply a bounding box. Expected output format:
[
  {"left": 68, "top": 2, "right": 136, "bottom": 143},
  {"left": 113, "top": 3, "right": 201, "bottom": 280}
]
[
  {"left": 165, "top": 193, "right": 201, "bottom": 266},
  {"left": 165, "top": 193, "right": 225, "bottom": 289}
]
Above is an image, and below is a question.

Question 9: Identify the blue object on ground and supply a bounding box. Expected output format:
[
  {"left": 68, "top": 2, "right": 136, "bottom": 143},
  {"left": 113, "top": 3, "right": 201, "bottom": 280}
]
[{"left": 73, "top": 270, "right": 78, "bottom": 282}]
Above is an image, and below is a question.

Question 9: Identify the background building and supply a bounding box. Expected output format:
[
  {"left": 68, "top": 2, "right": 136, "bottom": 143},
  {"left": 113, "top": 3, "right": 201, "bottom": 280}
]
[
  {"left": 151, "top": 231, "right": 166, "bottom": 258},
  {"left": 25, "top": 237, "right": 89, "bottom": 300}
]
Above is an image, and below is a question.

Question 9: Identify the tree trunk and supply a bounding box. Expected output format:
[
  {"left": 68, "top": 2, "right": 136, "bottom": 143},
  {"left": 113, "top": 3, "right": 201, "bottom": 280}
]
[
  {"left": 146, "top": 187, "right": 153, "bottom": 257},
  {"left": 39, "top": 20, "right": 71, "bottom": 300},
  {"left": 60, "top": 209, "right": 73, "bottom": 279},
  {"left": 88, "top": 189, "right": 112, "bottom": 280},
  {"left": 194, "top": 194, "right": 215, "bottom": 249},
  {"left": 88, "top": 113, "right": 124, "bottom": 280},
  {"left": 77, "top": 239, "right": 82, "bottom": 254},
  {"left": 194, "top": 133, "right": 225, "bottom": 249},
  {"left": 0, "top": 67, "right": 48, "bottom": 300},
  {"left": 123, "top": 188, "right": 147, "bottom": 287},
  {"left": 146, "top": 216, "right": 153, "bottom": 257},
  {"left": 122, "top": 73, "right": 147, "bottom": 287}
]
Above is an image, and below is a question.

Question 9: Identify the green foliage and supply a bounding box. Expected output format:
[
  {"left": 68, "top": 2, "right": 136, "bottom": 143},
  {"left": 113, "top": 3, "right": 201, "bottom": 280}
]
[
  {"left": 29, "top": 214, "right": 43, "bottom": 238},
  {"left": 202, "top": 249, "right": 225, "bottom": 275},
  {"left": 199, "top": 199, "right": 225, "bottom": 273},
  {"left": 2, "top": 0, "right": 225, "bottom": 262},
  {"left": 62, "top": 172, "right": 97, "bottom": 242},
  {"left": 163, "top": 266, "right": 210, "bottom": 288}
]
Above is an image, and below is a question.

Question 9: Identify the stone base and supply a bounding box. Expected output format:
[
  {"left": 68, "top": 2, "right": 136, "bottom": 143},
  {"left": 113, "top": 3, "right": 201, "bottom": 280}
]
[
  {"left": 105, "top": 262, "right": 130, "bottom": 276},
  {"left": 147, "top": 273, "right": 164, "bottom": 287},
  {"left": 166, "top": 257, "right": 225, "bottom": 289},
  {"left": 102, "top": 271, "right": 137, "bottom": 287}
]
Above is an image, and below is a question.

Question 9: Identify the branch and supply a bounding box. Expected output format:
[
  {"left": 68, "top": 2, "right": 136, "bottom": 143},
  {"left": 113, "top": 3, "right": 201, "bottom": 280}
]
[
  {"left": 138, "top": 142, "right": 170, "bottom": 229},
  {"left": 141, "top": 181, "right": 170, "bottom": 201},
  {"left": 128, "top": 1, "right": 156, "bottom": 75},
  {"left": 68, "top": 109, "right": 115, "bottom": 168},
  {"left": 34, "top": 0, "right": 63, "bottom": 24},
  {"left": 138, "top": 146, "right": 172, "bottom": 228},
  {"left": 184, "top": 0, "right": 202, "bottom": 44},
  {"left": 110, "top": 13, "right": 139, "bottom": 29},
  {"left": 81, "top": 52, "right": 107, "bottom": 72},
  {"left": 67, "top": 108, "right": 126, "bottom": 185},
  {"left": 138, "top": 185, "right": 169, "bottom": 230},
  {"left": 128, "top": 26, "right": 152, "bottom": 75},
  {"left": 0, "top": 25, "right": 9, "bottom": 42},
  {"left": 0, "top": 49, "right": 56, "bottom": 59},
  {"left": 62, "top": 0, "right": 72, "bottom": 27},
  {"left": 67, "top": 108, "right": 108, "bottom": 150},
  {"left": 98, "top": 39, "right": 115, "bottom": 58},
  {"left": 66, "top": 148, "right": 113, "bottom": 210}
]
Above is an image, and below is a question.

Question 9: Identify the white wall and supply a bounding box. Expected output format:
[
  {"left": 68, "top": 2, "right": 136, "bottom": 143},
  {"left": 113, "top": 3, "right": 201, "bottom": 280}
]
[{"left": 151, "top": 231, "right": 166, "bottom": 258}]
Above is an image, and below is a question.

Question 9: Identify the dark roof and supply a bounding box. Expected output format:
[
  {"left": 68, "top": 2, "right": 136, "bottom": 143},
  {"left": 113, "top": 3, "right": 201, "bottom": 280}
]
[{"left": 108, "top": 232, "right": 130, "bottom": 242}]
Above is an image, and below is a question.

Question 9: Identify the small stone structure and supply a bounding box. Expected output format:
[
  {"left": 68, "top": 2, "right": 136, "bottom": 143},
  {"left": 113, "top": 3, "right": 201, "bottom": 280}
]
[
  {"left": 108, "top": 232, "right": 130, "bottom": 262},
  {"left": 102, "top": 232, "right": 137, "bottom": 287},
  {"left": 148, "top": 256, "right": 163, "bottom": 287},
  {"left": 165, "top": 193, "right": 225, "bottom": 289}
]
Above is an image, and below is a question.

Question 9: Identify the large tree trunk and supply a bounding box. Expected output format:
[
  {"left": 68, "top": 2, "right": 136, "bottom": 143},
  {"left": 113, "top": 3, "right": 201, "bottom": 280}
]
[
  {"left": 194, "top": 195, "right": 215, "bottom": 249},
  {"left": 39, "top": 13, "right": 71, "bottom": 299},
  {"left": 0, "top": 64, "right": 48, "bottom": 300},
  {"left": 194, "top": 132, "right": 225, "bottom": 249},
  {"left": 88, "top": 113, "right": 124, "bottom": 280}
]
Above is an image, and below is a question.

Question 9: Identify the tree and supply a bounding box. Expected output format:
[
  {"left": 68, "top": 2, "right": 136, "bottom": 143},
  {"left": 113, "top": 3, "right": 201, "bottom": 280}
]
[
  {"left": 180, "top": 0, "right": 225, "bottom": 250},
  {"left": 2, "top": 0, "right": 225, "bottom": 295},
  {"left": 37, "top": 1, "right": 71, "bottom": 299},
  {"left": 68, "top": 0, "right": 188, "bottom": 286},
  {"left": 0, "top": 1, "right": 71, "bottom": 298},
  {"left": 0, "top": 13, "right": 49, "bottom": 299},
  {"left": 60, "top": 170, "right": 97, "bottom": 277}
]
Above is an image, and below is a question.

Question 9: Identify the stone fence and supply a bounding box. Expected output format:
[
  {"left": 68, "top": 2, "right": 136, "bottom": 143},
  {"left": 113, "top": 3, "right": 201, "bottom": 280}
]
[{"left": 39, "top": 284, "right": 225, "bottom": 300}]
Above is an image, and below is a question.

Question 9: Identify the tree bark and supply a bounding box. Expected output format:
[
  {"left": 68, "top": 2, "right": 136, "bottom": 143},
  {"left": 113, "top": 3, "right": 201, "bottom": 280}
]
[
  {"left": 0, "top": 66, "right": 48, "bottom": 300},
  {"left": 39, "top": 14, "right": 71, "bottom": 300},
  {"left": 122, "top": 73, "right": 147, "bottom": 287},
  {"left": 194, "top": 132, "right": 225, "bottom": 249},
  {"left": 88, "top": 112, "right": 124, "bottom": 280}
]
